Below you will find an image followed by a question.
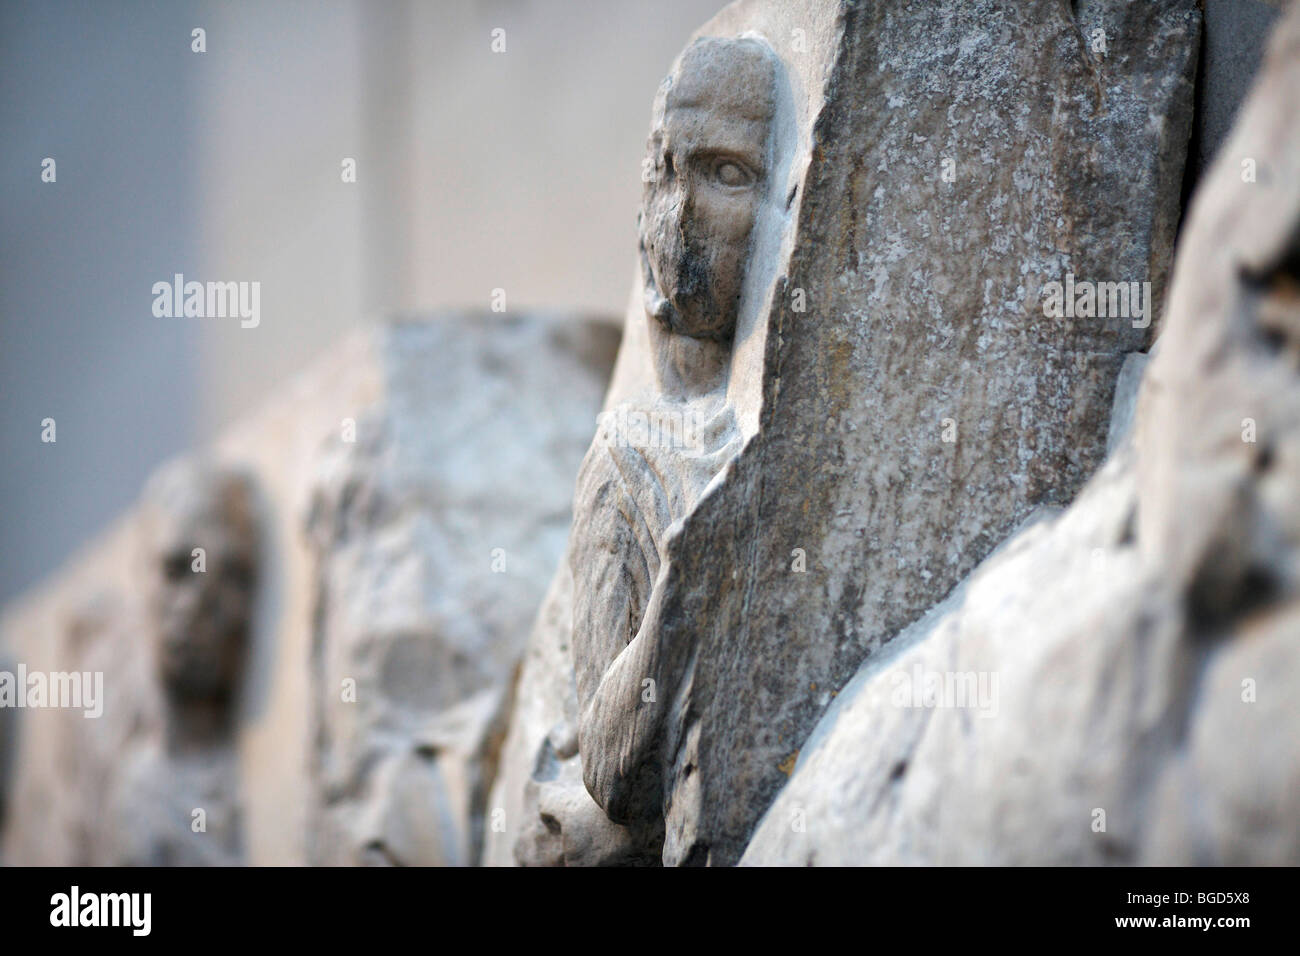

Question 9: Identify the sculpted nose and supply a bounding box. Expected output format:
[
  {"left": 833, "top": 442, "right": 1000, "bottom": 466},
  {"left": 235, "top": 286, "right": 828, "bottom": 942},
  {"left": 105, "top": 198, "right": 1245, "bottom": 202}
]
[
  {"left": 648, "top": 183, "right": 689, "bottom": 261},
  {"left": 661, "top": 181, "right": 693, "bottom": 254},
  {"left": 657, "top": 172, "right": 686, "bottom": 221}
]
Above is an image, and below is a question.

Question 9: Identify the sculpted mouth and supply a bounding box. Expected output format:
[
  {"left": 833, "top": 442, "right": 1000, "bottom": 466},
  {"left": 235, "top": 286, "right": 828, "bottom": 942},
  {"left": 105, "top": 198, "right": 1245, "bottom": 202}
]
[{"left": 639, "top": 217, "right": 735, "bottom": 342}]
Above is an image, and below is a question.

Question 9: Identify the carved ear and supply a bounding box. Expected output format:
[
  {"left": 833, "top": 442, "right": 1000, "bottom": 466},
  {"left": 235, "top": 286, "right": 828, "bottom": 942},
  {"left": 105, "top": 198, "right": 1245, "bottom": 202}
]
[{"left": 639, "top": 233, "right": 672, "bottom": 326}]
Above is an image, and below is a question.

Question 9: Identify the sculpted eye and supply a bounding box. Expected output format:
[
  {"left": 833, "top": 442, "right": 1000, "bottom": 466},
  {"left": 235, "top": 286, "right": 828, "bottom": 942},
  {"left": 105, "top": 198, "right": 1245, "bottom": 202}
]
[{"left": 713, "top": 158, "right": 754, "bottom": 188}]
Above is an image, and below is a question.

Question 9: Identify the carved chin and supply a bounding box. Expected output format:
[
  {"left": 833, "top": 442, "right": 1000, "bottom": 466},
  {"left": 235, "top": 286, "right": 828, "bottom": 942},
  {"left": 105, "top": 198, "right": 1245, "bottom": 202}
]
[{"left": 655, "top": 294, "right": 736, "bottom": 342}]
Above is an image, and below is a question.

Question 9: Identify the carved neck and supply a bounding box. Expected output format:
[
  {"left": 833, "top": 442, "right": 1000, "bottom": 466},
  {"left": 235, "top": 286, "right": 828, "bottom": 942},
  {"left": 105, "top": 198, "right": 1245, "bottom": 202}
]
[{"left": 648, "top": 317, "right": 731, "bottom": 400}]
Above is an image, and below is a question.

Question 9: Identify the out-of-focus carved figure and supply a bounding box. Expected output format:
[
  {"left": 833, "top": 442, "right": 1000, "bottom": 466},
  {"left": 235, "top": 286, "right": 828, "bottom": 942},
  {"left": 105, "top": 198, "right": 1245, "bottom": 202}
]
[{"left": 104, "top": 460, "right": 258, "bottom": 865}]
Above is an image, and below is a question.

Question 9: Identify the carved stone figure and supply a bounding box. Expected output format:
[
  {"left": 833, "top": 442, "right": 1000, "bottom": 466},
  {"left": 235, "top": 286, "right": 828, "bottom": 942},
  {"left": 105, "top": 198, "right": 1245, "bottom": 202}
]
[
  {"left": 567, "top": 37, "right": 779, "bottom": 855},
  {"left": 106, "top": 460, "right": 257, "bottom": 866},
  {"left": 519, "top": 0, "right": 1200, "bottom": 868}
]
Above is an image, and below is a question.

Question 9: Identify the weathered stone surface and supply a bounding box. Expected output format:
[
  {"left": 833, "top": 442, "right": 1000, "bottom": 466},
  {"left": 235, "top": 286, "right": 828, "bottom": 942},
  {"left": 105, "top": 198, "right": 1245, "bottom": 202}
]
[
  {"left": 680, "top": 0, "right": 1197, "bottom": 867},
  {"left": 741, "top": 440, "right": 1160, "bottom": 864},
  {"left": 743, "top": 3, "right": 1300, "bottom": 865},
  {"left": 495, "top": 0, "right": 1199, "bottom": 867},
  {"left": 304, "top": 315, "right": 617, "bottom": 866}
]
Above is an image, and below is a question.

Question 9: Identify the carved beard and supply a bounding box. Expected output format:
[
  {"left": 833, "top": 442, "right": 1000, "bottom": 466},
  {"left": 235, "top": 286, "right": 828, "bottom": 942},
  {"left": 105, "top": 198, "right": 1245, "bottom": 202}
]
[{"left": 638, "top": 217, "right": 734, "bottom": 343}]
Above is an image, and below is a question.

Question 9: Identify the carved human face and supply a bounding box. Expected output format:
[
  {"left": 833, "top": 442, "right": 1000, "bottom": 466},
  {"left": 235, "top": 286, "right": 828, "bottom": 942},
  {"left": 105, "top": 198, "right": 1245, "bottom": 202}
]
[
  {"left": 640, "top": 38, "right": 777, "bottom": 342},
  {"left": 142, "top": 467, "right": 256, "bottom": 702}
]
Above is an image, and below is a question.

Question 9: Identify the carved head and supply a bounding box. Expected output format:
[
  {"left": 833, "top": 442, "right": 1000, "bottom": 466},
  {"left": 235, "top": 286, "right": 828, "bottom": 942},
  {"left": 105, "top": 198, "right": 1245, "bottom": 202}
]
[
  {"left": 139, "top": 461, "right": 257, "bottom": 703},
  {"left": 640, "top": 37, "right": 778, "bottom": 342}
]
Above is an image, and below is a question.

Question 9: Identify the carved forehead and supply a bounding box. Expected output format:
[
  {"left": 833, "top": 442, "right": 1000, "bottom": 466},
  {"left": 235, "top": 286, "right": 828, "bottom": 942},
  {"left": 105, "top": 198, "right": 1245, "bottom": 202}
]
[
  {"left": 661, "top": 36, "right": 778, "bottom": 123},
  {"left": 141, "top": 461, "right": 256, "bottom": 553}
]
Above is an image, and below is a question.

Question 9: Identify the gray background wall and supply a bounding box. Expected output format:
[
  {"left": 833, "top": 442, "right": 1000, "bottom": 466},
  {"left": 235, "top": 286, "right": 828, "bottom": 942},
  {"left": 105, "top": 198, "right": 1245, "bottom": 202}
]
[{"left": 1186, "top": 0, "right": 1285, "bottom": 191}]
